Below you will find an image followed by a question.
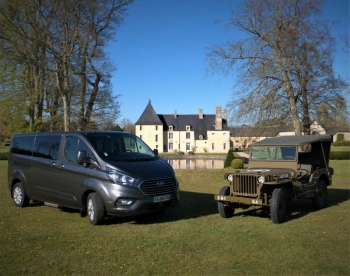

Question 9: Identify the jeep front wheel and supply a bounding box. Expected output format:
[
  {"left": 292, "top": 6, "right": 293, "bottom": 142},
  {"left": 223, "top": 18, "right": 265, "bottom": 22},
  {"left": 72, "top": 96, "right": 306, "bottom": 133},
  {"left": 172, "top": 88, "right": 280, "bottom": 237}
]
[
  {"left": 312, "top": 180, "right": 327, "bottom": 209},
  {"left": 218, "top": 186, "right": 234, "bottom": 218},
  {"left": 270, "top": 188, "right": 287, "bottom": 224}
]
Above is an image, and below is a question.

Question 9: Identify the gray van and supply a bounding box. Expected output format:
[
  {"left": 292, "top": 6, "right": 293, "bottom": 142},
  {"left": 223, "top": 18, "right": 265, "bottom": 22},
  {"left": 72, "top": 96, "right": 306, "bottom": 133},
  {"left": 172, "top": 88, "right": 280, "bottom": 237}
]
[{"left": 8, "top": 131, "right": 180, "bottom": 225}]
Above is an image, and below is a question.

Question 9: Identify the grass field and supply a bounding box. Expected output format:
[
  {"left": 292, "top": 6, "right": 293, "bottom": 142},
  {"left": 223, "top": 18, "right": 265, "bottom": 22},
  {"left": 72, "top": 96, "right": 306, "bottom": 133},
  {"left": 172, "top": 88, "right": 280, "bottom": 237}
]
[{"left": 0, "top": 160, "right": 349, "bottom": 275}]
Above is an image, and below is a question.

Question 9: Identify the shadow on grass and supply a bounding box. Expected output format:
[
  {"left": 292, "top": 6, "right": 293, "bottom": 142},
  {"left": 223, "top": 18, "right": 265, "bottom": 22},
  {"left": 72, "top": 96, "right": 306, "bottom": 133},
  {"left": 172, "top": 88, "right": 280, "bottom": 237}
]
[
  {"left": 225, "top": 187, "right": 350, "bottom": 224},
  {"left": 27, "top": 187, "right": 350, "bottom": 225},
  {"left": 104, "top": 190, "right": 218, "bottom": 225}
]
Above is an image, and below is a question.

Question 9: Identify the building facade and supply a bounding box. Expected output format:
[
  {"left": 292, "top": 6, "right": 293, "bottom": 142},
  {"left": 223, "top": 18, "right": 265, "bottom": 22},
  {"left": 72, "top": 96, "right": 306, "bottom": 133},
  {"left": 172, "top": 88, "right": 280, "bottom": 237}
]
[{"left": 135, "top": 101, "right": 231, "bottom": 153}]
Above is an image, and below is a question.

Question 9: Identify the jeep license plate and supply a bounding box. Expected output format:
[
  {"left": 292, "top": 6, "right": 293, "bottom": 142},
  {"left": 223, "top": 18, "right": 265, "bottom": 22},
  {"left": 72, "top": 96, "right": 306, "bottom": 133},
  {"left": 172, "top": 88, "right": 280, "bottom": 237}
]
[{"left": 153, "top": 195, "right": 171, "bottom": 203}]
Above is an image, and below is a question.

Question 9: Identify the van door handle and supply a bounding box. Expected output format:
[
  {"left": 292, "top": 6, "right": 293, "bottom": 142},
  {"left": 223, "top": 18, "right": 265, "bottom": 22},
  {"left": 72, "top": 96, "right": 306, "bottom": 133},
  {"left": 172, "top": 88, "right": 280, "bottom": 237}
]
[
  {"left": 51, "top": 162, "right": 56, "bottom": 167},
  {"left": 60, "top": 164, "right": 65, "bottom": 169}
]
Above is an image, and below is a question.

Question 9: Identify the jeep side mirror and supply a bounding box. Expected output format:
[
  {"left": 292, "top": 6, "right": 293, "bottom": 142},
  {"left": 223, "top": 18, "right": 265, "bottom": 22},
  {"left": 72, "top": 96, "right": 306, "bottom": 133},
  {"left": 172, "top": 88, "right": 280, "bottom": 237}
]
[{"left": 153, "top": 148, "right": 158, "bottom": 157}]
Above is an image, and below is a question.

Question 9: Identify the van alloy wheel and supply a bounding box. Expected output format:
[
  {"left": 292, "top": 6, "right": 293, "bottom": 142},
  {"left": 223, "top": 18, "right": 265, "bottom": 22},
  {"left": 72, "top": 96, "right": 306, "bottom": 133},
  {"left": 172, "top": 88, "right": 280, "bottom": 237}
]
[
  {"left": 12, "top": 182, "right": 29, "bottom": 207},
  {"left": 87, "top": 193, "right": 105, "bottom": 225}
]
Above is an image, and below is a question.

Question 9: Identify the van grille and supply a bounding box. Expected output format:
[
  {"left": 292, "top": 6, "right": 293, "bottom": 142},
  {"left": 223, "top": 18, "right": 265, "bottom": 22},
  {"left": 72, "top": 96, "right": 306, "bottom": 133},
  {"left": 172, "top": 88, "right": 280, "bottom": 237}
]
[
  {"left": 139, "top": 177, "right": 177, "bottom": 196},
  {"left": 232, "top": 174, "right": 258, "bottom": 196}
]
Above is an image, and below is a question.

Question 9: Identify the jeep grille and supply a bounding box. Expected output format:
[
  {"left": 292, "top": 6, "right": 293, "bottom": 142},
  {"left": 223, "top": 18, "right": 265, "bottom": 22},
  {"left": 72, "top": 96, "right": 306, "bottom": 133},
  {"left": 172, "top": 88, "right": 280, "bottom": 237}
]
[
  {"left": 139, "top": 177, "right": 177, "bottom": 196},
  {"left": 232, "top": 175, "right": 258, "bottom": 196}
]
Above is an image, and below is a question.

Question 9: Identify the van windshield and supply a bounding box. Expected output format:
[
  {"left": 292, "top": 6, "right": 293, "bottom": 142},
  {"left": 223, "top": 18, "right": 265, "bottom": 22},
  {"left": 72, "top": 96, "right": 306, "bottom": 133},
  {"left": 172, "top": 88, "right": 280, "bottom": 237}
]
[
  {"left": 250, "top": 146, "right": 297, "bottom": 161},
  {"left": 85, "top": 133, "right": 156, "bottom": 162}
]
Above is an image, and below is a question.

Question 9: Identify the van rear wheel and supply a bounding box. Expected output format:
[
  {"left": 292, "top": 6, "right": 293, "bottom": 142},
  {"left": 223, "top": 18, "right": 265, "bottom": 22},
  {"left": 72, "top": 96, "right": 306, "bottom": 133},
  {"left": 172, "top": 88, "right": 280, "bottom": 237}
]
[
  {"left": 12, "top": 182, "right": 29, "bottom": 207},
  {"left": 87, "top": 193, "right": 105, "bottom": 225}
]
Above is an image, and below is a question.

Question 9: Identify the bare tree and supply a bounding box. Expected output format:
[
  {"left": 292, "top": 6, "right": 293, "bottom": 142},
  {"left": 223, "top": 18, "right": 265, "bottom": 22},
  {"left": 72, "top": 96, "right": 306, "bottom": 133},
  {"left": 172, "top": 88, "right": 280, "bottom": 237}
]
[
  {"left": 207, "top": 0, "right": 349, "bottom": 134},
  {"left": 0, "top": 0, "right": 132, "bottom": 133}
]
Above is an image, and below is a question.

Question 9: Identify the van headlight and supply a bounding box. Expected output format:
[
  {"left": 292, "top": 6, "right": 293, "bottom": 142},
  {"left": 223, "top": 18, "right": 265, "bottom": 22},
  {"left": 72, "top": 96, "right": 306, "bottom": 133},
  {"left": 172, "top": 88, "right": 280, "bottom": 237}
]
[{"left": 108, "top": 171, "right": 136, "bottom": 186}]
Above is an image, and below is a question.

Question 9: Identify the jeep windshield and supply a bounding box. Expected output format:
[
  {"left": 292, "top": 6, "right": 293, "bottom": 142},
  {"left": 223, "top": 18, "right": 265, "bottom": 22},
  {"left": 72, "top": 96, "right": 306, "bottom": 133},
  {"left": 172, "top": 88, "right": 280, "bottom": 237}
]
[
  {"left": 250, "top": 146, "right": 297, "bottom": 161},
  {"left": 85, "top": 133, "right": 157, "bottom": 162}
]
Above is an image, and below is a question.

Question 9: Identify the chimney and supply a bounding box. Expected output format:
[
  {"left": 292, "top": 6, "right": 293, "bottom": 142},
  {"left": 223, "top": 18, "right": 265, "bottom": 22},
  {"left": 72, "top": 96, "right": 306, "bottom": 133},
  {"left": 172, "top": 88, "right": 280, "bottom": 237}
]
[
  {"left": 174, "top": 110, "right": 177, "bottom": 119},
  {"left": 215, "top": 106, "right": 222, "bottom": 130},
  {"left": 199, "top": 109, "right": 203, "bottom": 119},
  {"left": 223, "top": 109, "right": 227, "bottom": 120}
]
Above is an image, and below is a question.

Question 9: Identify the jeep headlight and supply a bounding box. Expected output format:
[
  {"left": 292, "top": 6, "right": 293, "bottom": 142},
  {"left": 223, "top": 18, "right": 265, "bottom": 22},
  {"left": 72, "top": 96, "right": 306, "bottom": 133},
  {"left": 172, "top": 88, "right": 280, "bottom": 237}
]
[
  {"left": 227, "top": 175, "right": 233, "bottom": 182},
  {"left": 257, "top": 175, "right": 265, "bottom": 184},
  {"left": 108, "top": 171, "right": 136, "bottom": 186}
]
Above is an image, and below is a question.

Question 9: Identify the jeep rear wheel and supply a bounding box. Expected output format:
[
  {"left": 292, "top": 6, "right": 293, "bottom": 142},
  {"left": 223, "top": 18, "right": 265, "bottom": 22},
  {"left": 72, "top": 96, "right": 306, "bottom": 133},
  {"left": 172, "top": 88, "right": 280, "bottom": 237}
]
[
  {"left": 312, "top": 180, "right": 327, "bottom": 209},
  {"left": 218, "top": 186, "right": 234, "bottom": 218},
  {"left": 270, "top": 188, "right": 287, "bottom": 224}
]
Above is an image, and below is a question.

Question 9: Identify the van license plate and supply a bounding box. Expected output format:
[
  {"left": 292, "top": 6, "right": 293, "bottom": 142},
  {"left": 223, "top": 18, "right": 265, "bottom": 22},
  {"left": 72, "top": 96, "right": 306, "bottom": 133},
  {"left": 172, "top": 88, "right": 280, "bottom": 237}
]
[{"left": 153, "top": 195, "right": 171, "bottom": 203}]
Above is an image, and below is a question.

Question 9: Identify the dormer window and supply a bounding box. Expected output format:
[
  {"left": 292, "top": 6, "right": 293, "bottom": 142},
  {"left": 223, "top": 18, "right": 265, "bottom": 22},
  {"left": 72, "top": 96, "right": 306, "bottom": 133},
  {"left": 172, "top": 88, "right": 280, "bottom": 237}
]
[
  {"left": 199, "top": 134, "right": 203, "bottom": 140},
  {"left": 169, "top": 126, "right": 173, "bottom": 131},
  {"left": 186, "top": 125, "right": 191, "bottom": 131}
]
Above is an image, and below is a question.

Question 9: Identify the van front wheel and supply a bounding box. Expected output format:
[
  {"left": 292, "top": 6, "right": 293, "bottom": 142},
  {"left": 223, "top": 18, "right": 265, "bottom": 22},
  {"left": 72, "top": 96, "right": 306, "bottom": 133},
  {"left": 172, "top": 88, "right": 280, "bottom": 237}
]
[
  {"left": 12, "top": 182, "right": 29, "bottom": 207},
  {"left": 87, "top": 193, "right": 105, "bottom": 225}
]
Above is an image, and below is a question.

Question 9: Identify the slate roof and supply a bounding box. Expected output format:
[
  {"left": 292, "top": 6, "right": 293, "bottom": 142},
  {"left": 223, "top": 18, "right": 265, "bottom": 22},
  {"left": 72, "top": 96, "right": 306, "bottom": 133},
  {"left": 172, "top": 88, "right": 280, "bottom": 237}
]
[
  {"left": 324, "top": 126, "right": 350, "bottom": 135},
  {"left": 135, "top": 100, "right": 163, "bottom": 125},
  {"left": 229, "top": 126, "right": 279, "bottom": 137}
]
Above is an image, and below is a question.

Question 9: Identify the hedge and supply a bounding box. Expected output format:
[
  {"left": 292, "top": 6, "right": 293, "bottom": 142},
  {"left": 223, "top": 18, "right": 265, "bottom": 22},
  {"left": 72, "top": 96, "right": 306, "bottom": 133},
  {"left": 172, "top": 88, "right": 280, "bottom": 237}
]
[
  {"left": 0, "top": 152, "right": 8, "bottom": 160},
  {"left": 329, "top": 151, "right": 350, "bottom": 160}
]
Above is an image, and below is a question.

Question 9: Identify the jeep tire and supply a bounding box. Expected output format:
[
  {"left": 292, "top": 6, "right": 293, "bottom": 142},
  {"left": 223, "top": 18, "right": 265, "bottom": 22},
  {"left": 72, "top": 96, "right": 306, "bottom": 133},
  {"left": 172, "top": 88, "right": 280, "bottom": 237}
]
[
  {"left": 312, "top": 180, "right": 327, "bottom": 209},
  {"left": 218, "top": 186, "right": 234, "bottom": 218},
  {"left": 270, "top": 188, "right": 287, "bottom": 224}
]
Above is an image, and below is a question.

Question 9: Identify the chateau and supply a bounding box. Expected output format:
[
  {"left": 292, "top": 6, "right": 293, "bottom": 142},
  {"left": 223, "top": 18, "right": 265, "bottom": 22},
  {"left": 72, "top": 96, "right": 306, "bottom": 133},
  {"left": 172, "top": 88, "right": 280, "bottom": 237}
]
[
  {"left": 135, "top": 101, "right": 349, "bottom": 153},
  {"left": 135, "top": 101, "right": 230, "bottom": 153}
]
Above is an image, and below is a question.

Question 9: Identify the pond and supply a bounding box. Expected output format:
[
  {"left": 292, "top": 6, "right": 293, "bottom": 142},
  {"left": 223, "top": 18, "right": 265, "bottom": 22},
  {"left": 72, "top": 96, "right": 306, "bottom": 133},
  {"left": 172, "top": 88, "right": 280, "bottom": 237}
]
[{"left": 165, "top": 159, "right": 225, "bottom": 169}]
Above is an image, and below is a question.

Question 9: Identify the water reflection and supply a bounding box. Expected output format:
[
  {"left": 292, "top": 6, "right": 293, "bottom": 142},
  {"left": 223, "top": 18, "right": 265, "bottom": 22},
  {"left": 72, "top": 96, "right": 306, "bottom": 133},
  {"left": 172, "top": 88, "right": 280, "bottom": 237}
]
[{"left": 166, "top": 159, "right": 224, "bottom": 169}]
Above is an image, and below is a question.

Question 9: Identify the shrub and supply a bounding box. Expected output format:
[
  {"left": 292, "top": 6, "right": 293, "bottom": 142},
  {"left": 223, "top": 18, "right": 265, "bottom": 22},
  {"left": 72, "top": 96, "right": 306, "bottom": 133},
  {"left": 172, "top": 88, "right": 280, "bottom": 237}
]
[
  {"left": 178, "top": 151, "right": 184, "bottom": 155},
  {"left": 203, "top": 147, "right": 207, "bottom": 153},
  {"left": 188, "top": 151, "right": 194, "bottom": 155},
  {"left": 0, "top": 152, "right": 8, "bottom": 160},
  {"left": 333, "top": 133, "right": 347, "bottom": 146},
  {"left": 330, "top": 151, "right": 350, "bottom": 160},
  {"left": 224, "top": 149, "right": 234, "bottom": 168},
  {"left": 231, "top": 158, "right": 244, "bottom": 169}
]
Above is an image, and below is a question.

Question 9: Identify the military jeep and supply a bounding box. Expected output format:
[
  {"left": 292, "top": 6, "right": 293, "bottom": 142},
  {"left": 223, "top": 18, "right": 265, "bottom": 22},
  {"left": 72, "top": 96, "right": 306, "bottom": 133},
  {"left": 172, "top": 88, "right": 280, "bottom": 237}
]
[{"left": 214, "top": 135, "right": 334, "bottom": 224}]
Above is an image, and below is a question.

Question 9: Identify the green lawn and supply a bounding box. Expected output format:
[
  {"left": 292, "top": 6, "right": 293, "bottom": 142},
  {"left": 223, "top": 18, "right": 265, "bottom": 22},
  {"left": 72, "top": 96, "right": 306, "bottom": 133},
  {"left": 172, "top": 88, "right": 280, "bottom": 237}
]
[{"left": 0, "top": 160, "right": 349, "bottom": 275}]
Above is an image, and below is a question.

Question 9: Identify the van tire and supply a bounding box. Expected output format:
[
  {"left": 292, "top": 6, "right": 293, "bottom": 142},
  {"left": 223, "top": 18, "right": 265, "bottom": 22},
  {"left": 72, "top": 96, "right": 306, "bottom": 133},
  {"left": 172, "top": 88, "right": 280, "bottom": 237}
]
[
  {"left": 270, "top": 188, "right": 287, "bottom": 224},
  {"left": 12, "top": 182, "right": 30, "bottom": 207},
  {"left": 87, "top": 193, "right": 105, "bottom": 225}
]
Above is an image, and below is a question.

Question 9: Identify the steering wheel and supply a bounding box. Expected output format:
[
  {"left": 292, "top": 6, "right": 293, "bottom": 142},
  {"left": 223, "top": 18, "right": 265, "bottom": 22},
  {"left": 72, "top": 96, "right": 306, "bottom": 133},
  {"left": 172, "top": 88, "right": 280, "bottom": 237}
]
[{"left": 283, "top": 156, "right": 295, "bottom": 160}]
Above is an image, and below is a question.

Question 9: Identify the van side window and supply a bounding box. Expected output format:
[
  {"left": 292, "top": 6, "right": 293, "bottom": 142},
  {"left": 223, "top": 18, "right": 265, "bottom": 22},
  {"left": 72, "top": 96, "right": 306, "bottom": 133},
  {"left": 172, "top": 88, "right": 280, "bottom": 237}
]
[
  {"left": 65, "top": 136, "right": 78, "bottom": 162},
  {"left": 11, "top": 136, "right": 35, "bottom": 156},
  {"left": 65, "top": 136, "right": 95, "bottom": 163},
  {"left": 33, "top": 136, "right": 60, "bottom": 160}
]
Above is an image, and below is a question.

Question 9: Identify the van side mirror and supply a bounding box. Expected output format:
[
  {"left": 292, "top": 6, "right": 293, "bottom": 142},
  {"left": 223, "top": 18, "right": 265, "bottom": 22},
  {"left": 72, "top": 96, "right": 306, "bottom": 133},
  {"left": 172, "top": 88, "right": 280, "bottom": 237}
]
[
  {"left": 153, "top": 149, "right": 158, "bottom": 157},
  {"left": 77, "top": 150, "right": 89, "bottom": 165}
]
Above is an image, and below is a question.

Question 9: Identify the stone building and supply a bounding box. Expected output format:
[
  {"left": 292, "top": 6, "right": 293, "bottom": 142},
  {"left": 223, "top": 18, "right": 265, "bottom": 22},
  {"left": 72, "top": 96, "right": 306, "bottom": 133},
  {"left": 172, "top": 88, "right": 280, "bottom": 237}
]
[{"left": 135, "top": 100, "right": 231, "bottom": 153}]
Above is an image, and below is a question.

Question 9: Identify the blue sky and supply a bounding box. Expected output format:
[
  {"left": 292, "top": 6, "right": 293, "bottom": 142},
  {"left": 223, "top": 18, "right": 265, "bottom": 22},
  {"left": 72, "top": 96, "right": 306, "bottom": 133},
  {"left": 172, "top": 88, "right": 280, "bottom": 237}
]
[{"left": 107, "top": 0, "right": 350, "bottom": 125}]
